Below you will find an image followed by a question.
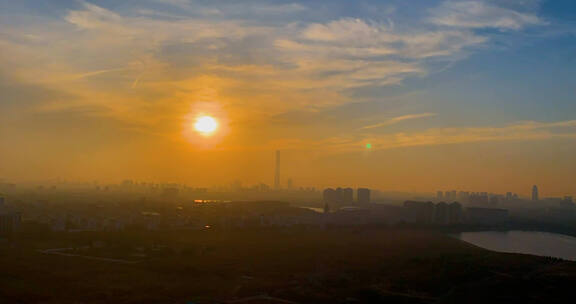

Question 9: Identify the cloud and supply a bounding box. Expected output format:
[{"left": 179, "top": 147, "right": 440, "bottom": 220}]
[
  {"left": 0, "top": 0, "right": 550, "bottom": 146},
  {"left": 360, "top": 113, "right": 437, "bottom": 130},
  {"left": 430, "top": 0, "right": 544, "bottom": 30},
  {"left": 349, "top": 120, "right": 576, "bottom": 151},
  {"left": 290, "top": 18, "right": 487, "bottom": 59},
  {"left": 66, "top": 1, "right": 123, "bottom": 31},
  {"left": 147, "top": 0, "right": 306, "bottom": 17},
  {"left": 216, "top": 119, "right": 576, "bottom": 153}
]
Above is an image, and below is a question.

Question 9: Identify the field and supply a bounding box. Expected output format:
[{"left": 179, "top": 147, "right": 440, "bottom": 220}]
[{"left": 2, "top": 228, "right": 576, "bottom": 303}]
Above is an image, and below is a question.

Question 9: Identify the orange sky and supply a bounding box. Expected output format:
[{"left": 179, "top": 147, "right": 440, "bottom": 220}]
[{"left": 1, "top": 1, "right": 575, "bottom": 196}]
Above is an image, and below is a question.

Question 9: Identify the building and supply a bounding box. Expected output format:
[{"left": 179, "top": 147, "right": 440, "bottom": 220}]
[
  {"left": 447, "top": 202, "right": 463, "bottom": 224},
  {"left": 458, "top": 191, "right": 470, "bottom": 203},
  {"left": 323, "top": 188, "right": 338, "bottom": 211},
  {"left": 466, "top": 207, "right": 508, "bottom": 225},
  {"left": 532, "top": 185, "right": 539, "bottom": 201},
  {"left": 403, "top": 201, "right": 434, "bottom": 224},
  {"left": 445, "top": 191, "right": 452, "bottom": 201},
  {"left": 335, "top": 187, "right": 344, "bottom": 205},
  {"left": 274, "top": 150, "right": 281, "bottom": 190},
  {"left": 437, "top": 191, "right": 443, "bottom": 201},
  {"left": 342, "top": 188, "right": 354, "bottom": 205},
  {"left": 434, "top": 202, "right": 448, "bottom": 225},
  {"left": 357, "top": 188, "right": 371, "bottom": 204},
  {"left": 0, "top": 197, "right": 21, "bottom": 235},
  {"left": 469, "top": 192, "right": 489, "bottom": 206}
]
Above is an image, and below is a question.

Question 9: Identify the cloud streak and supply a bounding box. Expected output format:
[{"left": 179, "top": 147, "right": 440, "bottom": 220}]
[
  {"left": 430, "top": 0, "right": 544, "bottom": 30},
  {"left": 344, "top": 120, "right": 576, "bottom": 152},
  {"left": 360, "top": 113, "right": 437, "bottom": 130}
]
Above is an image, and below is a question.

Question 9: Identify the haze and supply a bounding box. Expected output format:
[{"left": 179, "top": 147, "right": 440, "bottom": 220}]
[{"left": 1, "top": 0, "right": 575, "bottom": 196}]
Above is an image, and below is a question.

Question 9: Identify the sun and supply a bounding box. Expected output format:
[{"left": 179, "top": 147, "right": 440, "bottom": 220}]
[{"left": 194, "top": 115, "right": 219, "bottom": 135}]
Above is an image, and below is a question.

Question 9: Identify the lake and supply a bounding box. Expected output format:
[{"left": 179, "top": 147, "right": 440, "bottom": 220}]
[{"left": 456, "top": 231, "right": 576, "bottom": 261}]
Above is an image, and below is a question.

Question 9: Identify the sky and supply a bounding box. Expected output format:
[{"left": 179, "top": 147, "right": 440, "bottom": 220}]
[{"left": 1, "top": 0, "right": 575, "bottom": 196}]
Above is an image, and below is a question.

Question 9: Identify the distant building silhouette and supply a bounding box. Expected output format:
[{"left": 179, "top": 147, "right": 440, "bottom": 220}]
[
  {"left": 434, "top": 202, "right": 448, "bottom": 225},
  {"left": 0, "top": 197, "right": 21, "bottom": 235},
  {"left": 458, "top": 191, "right": 470, "bottom": 203},
  {"left": 466, "top": 207, "right": 508, "bottom": 225},
  {"left": 323, "top": 188, "right": 337, "bottom": 211},
  {"left": 447, "top": 202, "right": 463, "bottom": 224},
  {"left": 274, "top": 150, "right": 281, "bottom": 190},
  {"left": 470, "top": 192, "right": 489, "bottom": 206},
  {"left": 324, "top": 187, "right": 370, "bottom": 210},
  {"left": 357, "top": 188, "right": 371, "bottom": 204},
  {"left": 335, "top": 187, "right": 344, "bottom": 206},
  {"left": 403, "top": 201, "right": 434, "bottom": 224},
  {"left": 437, "top": 191, "right": 443, "bottom": 200},
  {"left": 343, "top": 188, "right": 354, "bottom": 205},
  {"left": 532, "top": 185, "right": 539, "bottom": 201}
]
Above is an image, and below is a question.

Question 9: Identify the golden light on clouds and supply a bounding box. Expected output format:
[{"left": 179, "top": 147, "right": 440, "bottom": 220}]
[{"left": 2, "top": 0, "right": 575, "bottom": 195}]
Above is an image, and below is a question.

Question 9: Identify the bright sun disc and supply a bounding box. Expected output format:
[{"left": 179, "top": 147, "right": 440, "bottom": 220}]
[{"left": 194, "top": 116, "right": 218, "bottom": 134}]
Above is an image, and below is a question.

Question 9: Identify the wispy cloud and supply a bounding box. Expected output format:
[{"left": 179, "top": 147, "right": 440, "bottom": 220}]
[
  {"left": 217, "top": 119, "right": 576, "bottom": 153},
  {"left": 0, "top": 0, "right": 553, "bottom": 143},
  {"left": 360, "top": 113, "right": 437, "bottom": 130},
  {"left": 430, "top": 0, "right": 545, "bottom": 30},
  {"left": 349, "top": 120, "right": 576, "bottom": 152}
]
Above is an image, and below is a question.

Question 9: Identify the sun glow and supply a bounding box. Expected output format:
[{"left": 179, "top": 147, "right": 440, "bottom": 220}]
[{"left": 194, "top": 116, "right": 219, "bottom": 135}]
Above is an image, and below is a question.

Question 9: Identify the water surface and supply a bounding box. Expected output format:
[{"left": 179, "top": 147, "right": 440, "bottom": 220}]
[{"left": 456, "top": 231, "right": 576, "bottom": 261}]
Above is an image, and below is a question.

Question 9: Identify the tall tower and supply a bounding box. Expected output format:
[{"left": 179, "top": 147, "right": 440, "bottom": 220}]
[
  {"left": 274, "top": 150, "right": 280, "bottom": 190},
  {"left": 532, "top": 185, "right": 539, "bottom": 201}
]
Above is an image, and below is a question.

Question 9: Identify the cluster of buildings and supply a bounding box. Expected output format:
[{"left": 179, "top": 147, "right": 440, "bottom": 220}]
[
  {"left": 436, "top": 190, "right": 520, "bottom": 205},
  {"left": 327, "top": 200, "right": 510, "bottom": 226},
  {"left": 0, "top": 197, "right": 21, "bottom": 235},
  {"left": 40, "top": 201, "right": 321, "bottom": 232},
  {"left": 436, "top": 185, "right": 573, "bottom": 207},
  {"left": 322, "top": 187, "right": 371, "bottom": 211}
]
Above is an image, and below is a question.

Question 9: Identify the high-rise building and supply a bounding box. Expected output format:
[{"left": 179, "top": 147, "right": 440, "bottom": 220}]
[
  {"left": 323, "top": 188, "right": 338, "bottom": 211},
  {"left": 274, "top": 150, "right": 280, "bottom": 190},
  {"left": 445, "top": 191, "right": 452, "bottom": 201},
  {"left": 532, "top": 185, "right": 539, "bottom": 201},
  {"left": 343, "top": 188, "right": 354, "bottom": 205},
  {"left": 335, "top": 187, "right": 343, "bottom": 204},
  {"left": 437, "top": 191, "right": 444, "bottom": 201},
  {"left": 357, "top": 188, "right": 371, "bottom": 204},
  {"left": 286, "top": 178, "right": 293, "bottom": 190}
]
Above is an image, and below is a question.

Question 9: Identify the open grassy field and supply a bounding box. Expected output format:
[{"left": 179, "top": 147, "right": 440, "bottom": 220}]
[{"left": 2, "top": 228, "right": 576, "bottom": 303}]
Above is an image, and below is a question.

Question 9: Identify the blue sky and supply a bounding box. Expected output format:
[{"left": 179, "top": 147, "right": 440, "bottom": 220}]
[{"left": 0, "top": 0, "right": 575, "bottom": 194}]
